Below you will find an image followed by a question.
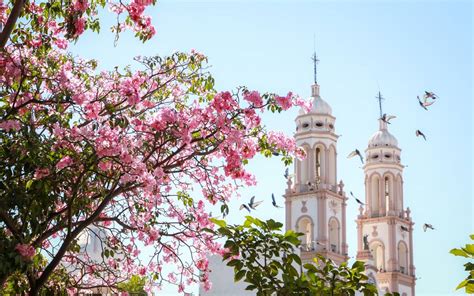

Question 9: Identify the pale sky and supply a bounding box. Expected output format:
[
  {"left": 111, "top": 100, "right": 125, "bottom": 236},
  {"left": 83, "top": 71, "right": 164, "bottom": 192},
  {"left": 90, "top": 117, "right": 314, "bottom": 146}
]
[{"left": 71, "top": 1, "right": 472, "bottom": 295}]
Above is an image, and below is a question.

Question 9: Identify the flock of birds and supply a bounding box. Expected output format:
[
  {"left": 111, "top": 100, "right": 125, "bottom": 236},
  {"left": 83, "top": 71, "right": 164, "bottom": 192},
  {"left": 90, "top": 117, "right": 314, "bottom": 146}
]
[
  {"left": 235, "top": 91, "right": 439, "bottom": 233},
  {"left": 346, "top": 91, "right": 439, "bottom": 233}
]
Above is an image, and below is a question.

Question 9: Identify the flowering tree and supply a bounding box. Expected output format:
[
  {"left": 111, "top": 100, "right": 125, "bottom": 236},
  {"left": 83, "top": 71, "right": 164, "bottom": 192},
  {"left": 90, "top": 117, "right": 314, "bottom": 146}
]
[{"left": 0, "top": 0, "right": 310, "bottom": 294}]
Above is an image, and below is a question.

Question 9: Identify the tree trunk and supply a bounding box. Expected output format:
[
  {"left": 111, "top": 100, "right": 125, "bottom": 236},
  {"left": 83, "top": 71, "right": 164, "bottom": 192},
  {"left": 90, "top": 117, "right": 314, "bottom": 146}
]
[{"left": 0, "top": 0, "right": 25, "bottom": 48}]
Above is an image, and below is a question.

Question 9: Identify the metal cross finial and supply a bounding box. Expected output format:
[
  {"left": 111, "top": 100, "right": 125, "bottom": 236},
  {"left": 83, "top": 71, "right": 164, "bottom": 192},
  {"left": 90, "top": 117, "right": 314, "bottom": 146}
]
[
  {"left": 376, "top": 91, "right": 384, "bottom": 118},
  {"left": 311, "top": 35, "right": 319, "bottom": 84}
]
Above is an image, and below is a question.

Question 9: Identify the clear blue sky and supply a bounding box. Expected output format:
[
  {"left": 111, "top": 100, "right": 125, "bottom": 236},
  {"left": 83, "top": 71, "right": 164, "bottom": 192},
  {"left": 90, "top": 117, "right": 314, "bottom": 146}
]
[{"left": 71, "top": 1, "right": 472, "bottom": 295}]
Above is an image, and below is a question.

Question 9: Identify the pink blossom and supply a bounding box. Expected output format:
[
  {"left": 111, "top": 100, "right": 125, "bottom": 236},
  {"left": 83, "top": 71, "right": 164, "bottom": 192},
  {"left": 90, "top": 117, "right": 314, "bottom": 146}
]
[
  {"left": 275, "top": 92, "right": 293, "bottom": 110},
  {"left": 74, "top": 18, "right": 86, "bottom": 36},
  {"left": 243, "top": 90, "right": 263, "bottom": 107},
  {"left": 15, "top": 243, "right": 35, "bottom": 260},
  {"left": 56, "top": 156, "right": 73, "bottom": 170},
  {"left": 0, "top": 119, "right": 21, "bottom": 131},
  {"left": 34, "top": 168, "right": 50, "bottom": 179}
]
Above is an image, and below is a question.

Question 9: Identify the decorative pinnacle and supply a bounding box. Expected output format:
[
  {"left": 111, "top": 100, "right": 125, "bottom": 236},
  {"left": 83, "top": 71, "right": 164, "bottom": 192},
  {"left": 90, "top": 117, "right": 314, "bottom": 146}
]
[{"left": 376, "top": 91, "right": 384, "bottom": 118}]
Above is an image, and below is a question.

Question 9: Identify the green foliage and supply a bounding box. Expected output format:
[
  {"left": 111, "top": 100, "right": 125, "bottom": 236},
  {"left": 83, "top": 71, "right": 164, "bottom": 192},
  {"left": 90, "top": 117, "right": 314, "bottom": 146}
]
[
  {"left": 214, "top": 216, "right": 379, "bottom": 296},
  {"left": 450, "top": 234, "right": 474, "bottom": 294},
  {"left": 117, "top": 275, "right": 147, "bottom": 295}
]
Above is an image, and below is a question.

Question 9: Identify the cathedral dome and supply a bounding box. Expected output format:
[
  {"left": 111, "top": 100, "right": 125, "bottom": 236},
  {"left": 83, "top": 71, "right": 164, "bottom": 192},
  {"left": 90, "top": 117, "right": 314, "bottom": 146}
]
[
  {"left": 368, "top": 120, "right": 398, "bottom": 148},
  {"left": 311, "top": 95, "right": 332, "bottom": 115},
  {"left": 300, "top": 84, "right": 332, "bottom": 115}
]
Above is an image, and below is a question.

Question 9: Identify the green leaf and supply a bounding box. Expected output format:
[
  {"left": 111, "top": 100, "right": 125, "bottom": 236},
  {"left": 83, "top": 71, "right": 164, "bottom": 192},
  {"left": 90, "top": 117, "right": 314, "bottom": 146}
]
[
  {"left": 234, "top": 270, "right": 246, "bottom": 282},
  {"left": 450, "top": 248, "right": 468, "bottom": 258},
  {"left": 26, "top": 179, "right": 34, "bottom": 190},
  {"left": 210, "top": 218, "right": 227, "bottom": 228},
  {"left": 455, "top": 279, "right": 468, "bottom": 290}
]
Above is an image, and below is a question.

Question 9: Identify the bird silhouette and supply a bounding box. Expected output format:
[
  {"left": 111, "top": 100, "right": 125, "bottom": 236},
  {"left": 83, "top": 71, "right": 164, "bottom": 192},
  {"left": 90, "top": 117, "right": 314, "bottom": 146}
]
[
  {"left": 248, "top": 195, "right": 263, "bottom": 210},
  {"left": 423, "top": 223, "right": 435, "bottom": 232},
  {"left": 284, "top": 167, "right": 289, "bottom": 180},
  {"left": 347, "top": 149, "right": 364, "bottom": 164},
  {"left": 417, "top": 96, "right": 428, "bottom": 111},
  {"left": 415, "top": 129, "right": 427, "bottom": 141},
  {"left": 424, "top": 91, "right": 438, "bottom": 100},
  {"left": 381, "top": 113, "right": 396, "bottom": 124},
  {"left": 239, "top": 203, "right": 251, "bottom": 212},
  {"left": 271, "top": 193, "right": 282, "bottom": 208},
  {"left": 400, "top": 225, "right": 409, "bottom": 232},
  {"left": 239, "top": 196, "right": 262, "bottom": 212},
  {"left": 350, "top": 191, "right": 365, "bottom": 205}
]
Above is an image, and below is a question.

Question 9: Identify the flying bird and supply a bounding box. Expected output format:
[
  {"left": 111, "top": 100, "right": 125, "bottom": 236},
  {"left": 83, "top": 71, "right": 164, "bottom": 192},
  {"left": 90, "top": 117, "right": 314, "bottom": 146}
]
[
  {"left": 239, "top": 196, "right": 262, "bottom": 212},
  {"left": 347, "top": 149, "right": 364, "bottom": 164},
  {"left": 424, "top": 91, "right": 438, "bottom": 100},
  {"left": 423, "top": 223, "right": 435, "bottom": 232},
  {"left": 381, "top": 113, "right": 396, "bottom": 124},
  {"left": 271, "top": 193, "right": 282, "bottom": 208},
  {"left": 284, "top": 167, "right": 289, "bottom": 180},
  {"left": 239, "top": 203, "right": 251, "bottom": 213},
  {"left": 400, "top": 225, "right": 409, "bottom": 232},
  {"left": 417, "top": 96, "right": 428, "bottom": 111},
  {"left": 350, "top": 191, "right": 365, "bottom": 205},
  {"left": 248, "top": 195, "right": 263, "bottom": 210},
  {"left": 415, "top": 129, "right": 427, "bottom": 141}
]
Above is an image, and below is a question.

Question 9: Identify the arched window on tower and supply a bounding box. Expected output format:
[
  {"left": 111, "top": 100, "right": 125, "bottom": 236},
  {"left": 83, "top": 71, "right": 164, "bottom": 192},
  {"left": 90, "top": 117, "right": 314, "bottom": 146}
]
[
  {"left": 398, "top": 241, "right": 408, "bottom": 275},
  {"left": 370, "top": 242, "right": 385, "bottom": 271},
  {"left": 315, "top": 147, "right": 321, "bottom": 184},
  {"left": 370, "top": 175, "right": 380, "bottom": 216},
  {"left": 328, "top": 218, "right": 340, "bottom": 253},
  {"left": 297, "top": 217, "right": 313, "bottom": 250},
  {"left": 385, "top": 176, "right": 390, "bottom": 214}
]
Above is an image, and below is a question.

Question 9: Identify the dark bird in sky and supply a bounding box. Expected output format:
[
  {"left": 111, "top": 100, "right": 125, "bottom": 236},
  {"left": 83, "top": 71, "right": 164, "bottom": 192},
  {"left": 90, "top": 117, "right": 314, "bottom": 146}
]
[
  {"left": 416, "top": 129, "right": 427, "bottom": 141},
  {"left": 381, "top": 113, "right": 396, "bottom": 124},
  {"left": 424, "top": 91, "right": 438, "bottom": 100},
  {"left": 239, "top": 196, "right": 262, "bottom": 212},
  {"left": 284, "top": 167, "right": 289, "bottom": 180},
  {"left": 271, "top": 193, "right": 283, "bottom": 208},
  {"left": 239, "top": 203, "right": 251, "bottom": 212},
  {"left": 423, "top": 223, "right": 435, "bottom": 232},
  {"left": 350, "top": 191, "right": 365, "bottom": 205},
  {"left": 400, "top": 225, "right": 409, "bottom": 232},
  {"left": 347, "top": 149, "right": 364, "bottom": 164},
  {"left": 417, "top": 96, "right": 428, "bottom": 111},
  {"left": 248, "top": 195, "right": 263, "bottom": 210}
]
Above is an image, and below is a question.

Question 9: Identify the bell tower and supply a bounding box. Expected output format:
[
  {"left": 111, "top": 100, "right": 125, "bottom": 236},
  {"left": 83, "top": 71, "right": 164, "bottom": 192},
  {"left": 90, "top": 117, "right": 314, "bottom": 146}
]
[
  {"left": 284, "top": 53, "right": 348, "bottom": 265},
  {"left": 355, "top": 111, "right": 416, "bottom": 295}
]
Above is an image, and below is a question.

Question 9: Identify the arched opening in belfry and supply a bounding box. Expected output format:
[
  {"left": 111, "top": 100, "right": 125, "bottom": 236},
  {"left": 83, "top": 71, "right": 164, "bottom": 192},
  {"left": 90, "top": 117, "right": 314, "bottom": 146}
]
[
  {"left": 297, "top": 217, "right": 313, "bottom": 248},
  {"left": 370, "top": 241, "right": 385, "bottom": 271},
  {"left": 315, "top": 147, "right": 321, "bottom": 183},
  {"left": 384, "top": 176, "right": 390, "bottom": 213},
  {"left": 398, "top": 241, "right": 408, "bottom": 274},
  {"left": 328, "top": 217, "right": 340, "bottom": 253},
  {"left": 370, "top": 175, "right": 380, "bottom": 216}
]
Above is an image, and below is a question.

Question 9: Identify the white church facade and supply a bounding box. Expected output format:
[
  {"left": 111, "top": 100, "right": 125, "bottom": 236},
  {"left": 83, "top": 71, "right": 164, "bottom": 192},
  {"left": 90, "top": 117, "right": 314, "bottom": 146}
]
[{"left": 202, "top": 77, "right": 416, "bottom": 295}]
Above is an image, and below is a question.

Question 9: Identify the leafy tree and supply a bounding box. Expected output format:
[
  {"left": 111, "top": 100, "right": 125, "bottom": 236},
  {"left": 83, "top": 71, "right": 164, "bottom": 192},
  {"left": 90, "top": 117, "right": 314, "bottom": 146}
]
[
  {"left": 450, "top": 234, "right": 474, "bottom": 294},
  {"left": 213, "top": 216, "right": 379, "bottom": 296},
  {"left": 0, "top": 0, "right": 311, "bottom": 294}
]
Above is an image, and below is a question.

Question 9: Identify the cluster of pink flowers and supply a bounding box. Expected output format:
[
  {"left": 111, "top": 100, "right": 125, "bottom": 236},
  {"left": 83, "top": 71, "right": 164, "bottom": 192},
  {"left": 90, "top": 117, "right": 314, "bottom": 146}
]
[{"left": 15, "top": 244, "right": 36, "bottom": 260}]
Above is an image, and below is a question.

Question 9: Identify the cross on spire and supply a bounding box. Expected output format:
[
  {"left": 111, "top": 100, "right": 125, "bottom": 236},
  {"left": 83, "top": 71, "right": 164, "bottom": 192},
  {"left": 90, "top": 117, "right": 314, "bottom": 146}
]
[
  {"left": 311, "top": 35, "right": 319, "bottom": 84},
  {"left": 376, "top": 91, "right": 384, "bottom": 118}
]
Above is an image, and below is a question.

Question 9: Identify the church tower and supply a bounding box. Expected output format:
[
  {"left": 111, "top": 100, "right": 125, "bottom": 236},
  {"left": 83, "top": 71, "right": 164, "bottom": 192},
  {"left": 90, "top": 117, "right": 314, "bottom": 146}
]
[
  {"left": 284, "top": 53, "right": 348, "bottom": 265},
  {"left": 355, "top": 104, "right": 416, "bottom": 295}
]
